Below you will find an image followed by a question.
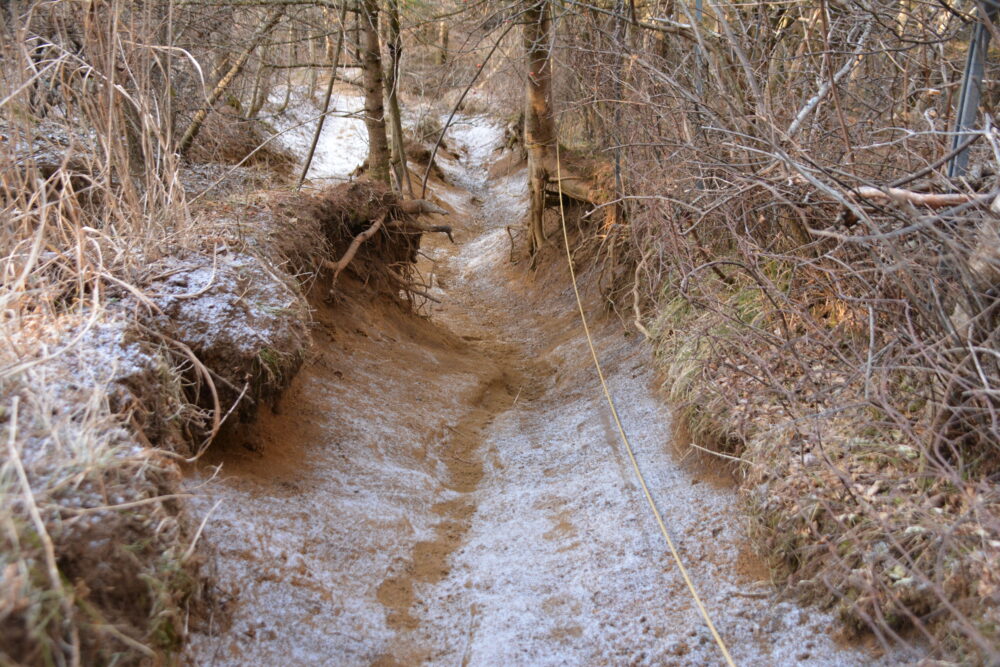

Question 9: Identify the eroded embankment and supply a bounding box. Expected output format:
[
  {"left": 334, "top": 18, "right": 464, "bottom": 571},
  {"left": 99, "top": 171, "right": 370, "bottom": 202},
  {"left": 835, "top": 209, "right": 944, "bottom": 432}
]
[{"left": 186, "top": 115, "right": 896, "bottom": 665}]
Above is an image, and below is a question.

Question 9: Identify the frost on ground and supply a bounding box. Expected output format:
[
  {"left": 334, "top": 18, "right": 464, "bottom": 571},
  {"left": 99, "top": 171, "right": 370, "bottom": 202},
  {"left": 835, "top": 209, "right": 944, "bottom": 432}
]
[
  {"left": 146, "top": 251, "right": 310, "bottom": 430},
  {"left": 0, "top": 208, "right": 316, "bottom": 662},
  {"left": 185, "top": 115, "right": 905, "bottom": 665},
  {"left": 1, "top": 311, "right": 196, "bottom": 661},
  {"left": 268, "top": 88, "right": 369, "bottom": 183}
]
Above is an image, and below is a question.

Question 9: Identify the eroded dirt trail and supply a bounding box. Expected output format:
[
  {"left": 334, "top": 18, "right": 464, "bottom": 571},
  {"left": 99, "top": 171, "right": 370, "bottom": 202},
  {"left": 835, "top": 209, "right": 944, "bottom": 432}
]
[{"left": 186, "top": 116, "right": 890, "bottom": 665}]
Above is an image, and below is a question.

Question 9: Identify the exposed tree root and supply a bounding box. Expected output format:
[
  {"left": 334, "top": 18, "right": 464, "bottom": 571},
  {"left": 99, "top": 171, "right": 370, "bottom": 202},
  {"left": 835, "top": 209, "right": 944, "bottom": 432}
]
[{"left": 324, "top": 211, "right": 388, "bottom": 298}]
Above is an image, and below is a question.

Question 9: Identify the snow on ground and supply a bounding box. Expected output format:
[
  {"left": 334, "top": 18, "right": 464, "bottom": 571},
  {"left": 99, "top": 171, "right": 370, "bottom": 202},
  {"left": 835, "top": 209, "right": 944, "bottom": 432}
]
[
  {"left": 433, "top": 116, "right": 503, "bottom": 194},
  {"left": 268, "top": 89, "right": 369, "bottom": 182},
  {"left": 398, "top": 122, "right": 896, "bottom": 665}
]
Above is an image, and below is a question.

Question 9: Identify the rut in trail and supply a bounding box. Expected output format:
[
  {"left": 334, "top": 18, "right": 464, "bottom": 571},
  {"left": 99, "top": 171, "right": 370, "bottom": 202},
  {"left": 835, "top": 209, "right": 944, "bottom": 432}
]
[{"left": 185, "top": 116, "right": 893, "bottom": 665}]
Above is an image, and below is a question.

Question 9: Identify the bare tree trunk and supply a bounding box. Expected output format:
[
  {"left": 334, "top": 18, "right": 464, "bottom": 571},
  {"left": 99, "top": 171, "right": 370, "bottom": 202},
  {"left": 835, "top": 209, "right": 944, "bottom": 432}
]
[
  {"left": 307, "top": 31, "right": 318, "bottom": 98},
  {"left": 178, "top": 8, "right": 283, "bottom": 156},
  {"left": 360, "top": 0, "right": 391, "bottom": 185},
  {"left": 523, "top": 0, "right": 555, "bottom": 256},
  {"left": 610, "top": 0, "right": 628, "bottom": 225},
  {"left": 383, "top": 0, "right": 411, "bottom": 195},
  {"left": 435, "top": 21, "right": 449, "bottom": 65},
  {"left": 246, "top": 61, "right": 271, "bottom": 119}
]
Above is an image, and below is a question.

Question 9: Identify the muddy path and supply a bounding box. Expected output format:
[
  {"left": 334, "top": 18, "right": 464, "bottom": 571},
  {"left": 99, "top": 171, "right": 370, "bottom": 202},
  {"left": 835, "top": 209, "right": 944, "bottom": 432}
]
[{"left": 185, "top": 117, "right": 891, "bottom": 665}]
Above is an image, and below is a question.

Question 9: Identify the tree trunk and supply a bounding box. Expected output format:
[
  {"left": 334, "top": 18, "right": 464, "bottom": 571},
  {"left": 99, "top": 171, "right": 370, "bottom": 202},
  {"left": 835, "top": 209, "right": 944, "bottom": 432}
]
[
  {"left": 307, "top": 33, "right": 318, "bottom": 98},
  {"left": 523, "top": 0, "right": 555, "bottom": 256},
  {"left": 383, "top": 0, "right": 411, "bottom": 195},
  {"left": 246, "top": 62, "right": 271, "bottom": 119},
  {"left": 360, "top": 0, "right": 391, "bottom": 185},
  {"left": 436, "top": 22, "right": 449, "bottom": 65},
  {"left": 610, "top": 0, "right": 628, "bottom": 226}
]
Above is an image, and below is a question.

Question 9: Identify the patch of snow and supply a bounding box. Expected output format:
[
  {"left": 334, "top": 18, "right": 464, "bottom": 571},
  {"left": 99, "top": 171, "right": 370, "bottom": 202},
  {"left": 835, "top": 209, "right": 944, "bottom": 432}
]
[
  {"left": 147, "top": 251, "right": 306, "bottom": 366},
  {"left": 267, "top": 90, "right": 369, "bottom": 182},
  {"left": 433, "top": 116, "right": 505, "bottom": 193},
  {"left": 444, "top": 116, "right": 504, "bottom": 168}
]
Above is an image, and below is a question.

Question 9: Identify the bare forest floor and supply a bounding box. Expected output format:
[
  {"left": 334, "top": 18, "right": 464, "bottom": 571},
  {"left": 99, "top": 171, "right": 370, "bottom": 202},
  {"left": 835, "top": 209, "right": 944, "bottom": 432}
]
[{"left": 184, "top": 104, "right": 904, "bottom": 665}]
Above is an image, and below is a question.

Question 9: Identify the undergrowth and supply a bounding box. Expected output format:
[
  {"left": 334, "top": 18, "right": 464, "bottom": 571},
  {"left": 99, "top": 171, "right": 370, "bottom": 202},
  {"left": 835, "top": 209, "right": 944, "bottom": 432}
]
[
  {"left": 649, "top": 245, "right": 1000, "bottom": 660},
  {"left": 0, "top": 2, "right": 320, "bottom": 662},
  {"left": 551, "top": 1, "right": 1000, "bottom": 660}
]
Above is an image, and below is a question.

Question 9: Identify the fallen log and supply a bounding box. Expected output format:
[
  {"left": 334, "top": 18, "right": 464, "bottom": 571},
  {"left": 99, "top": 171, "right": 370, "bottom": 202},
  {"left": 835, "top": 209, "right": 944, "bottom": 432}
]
[{"left": 854, "top": 186, "right": 992, "bottom": 208}]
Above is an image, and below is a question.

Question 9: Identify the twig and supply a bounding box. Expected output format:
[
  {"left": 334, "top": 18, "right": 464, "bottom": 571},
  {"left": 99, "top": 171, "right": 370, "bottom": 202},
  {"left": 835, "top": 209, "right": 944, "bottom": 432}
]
[
  {"left": 688, "top": 441, "right": 744, "bottom": 463},
  {"left": 183, "top": 499, "right": 223, "bottom": 563}
]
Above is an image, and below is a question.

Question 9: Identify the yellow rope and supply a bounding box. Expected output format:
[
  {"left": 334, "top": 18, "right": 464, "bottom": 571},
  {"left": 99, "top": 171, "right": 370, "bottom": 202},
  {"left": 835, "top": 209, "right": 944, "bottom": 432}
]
[{"left": 552, "top": 143, "right": 737, "bottom": 667}]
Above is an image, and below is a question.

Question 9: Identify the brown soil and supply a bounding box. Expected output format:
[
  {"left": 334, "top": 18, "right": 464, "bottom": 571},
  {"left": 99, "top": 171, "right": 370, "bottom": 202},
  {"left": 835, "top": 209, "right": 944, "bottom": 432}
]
[{"left": 376, "top": 376, "right": 518, "bottom": 632}]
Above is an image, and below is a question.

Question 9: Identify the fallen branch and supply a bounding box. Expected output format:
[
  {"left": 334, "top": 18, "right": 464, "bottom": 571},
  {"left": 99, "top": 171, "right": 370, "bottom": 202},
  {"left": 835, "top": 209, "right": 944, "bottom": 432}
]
[
  {"left": 178, "top": 8, "right": 284, "bottom": 155},
  {"left": 854, "top": 186, "right": 992, "bottom": 208},
  {"left": 324, "top": 212, "right": 387, "bottom": 296}
]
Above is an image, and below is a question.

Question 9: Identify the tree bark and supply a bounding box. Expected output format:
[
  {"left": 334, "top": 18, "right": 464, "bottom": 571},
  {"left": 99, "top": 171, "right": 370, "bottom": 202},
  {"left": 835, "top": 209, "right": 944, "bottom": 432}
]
[
  {"left": 360, "top": 0, "right": 391, "bottom": 185},
  {"left": 523, "top": 0, "right": 555, "bottom": 256}
]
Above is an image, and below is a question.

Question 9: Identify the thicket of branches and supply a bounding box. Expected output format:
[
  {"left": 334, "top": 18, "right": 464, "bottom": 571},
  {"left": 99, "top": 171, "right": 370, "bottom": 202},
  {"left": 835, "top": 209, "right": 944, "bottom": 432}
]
[{"left": 547, "top": 0, "right": 999, "bottom": 659}]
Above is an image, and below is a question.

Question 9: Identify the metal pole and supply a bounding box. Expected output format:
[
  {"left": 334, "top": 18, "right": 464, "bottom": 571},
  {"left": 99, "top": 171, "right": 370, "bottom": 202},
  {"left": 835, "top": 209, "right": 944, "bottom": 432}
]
[{"left": 949, "top": 3, "right": 999, "bottom": 179}]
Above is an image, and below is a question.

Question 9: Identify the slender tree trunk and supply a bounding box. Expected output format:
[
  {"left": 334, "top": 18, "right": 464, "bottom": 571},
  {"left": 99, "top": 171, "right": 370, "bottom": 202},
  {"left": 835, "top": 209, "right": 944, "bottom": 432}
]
[
  {"left": 353, "top": 10, "right": 361, "bottom": 65},
  {"left": 610, "top": 0, "right": 628, "bottom": 225},
  {"left": 383, "top": 0, "right": 411, "bottom": 194},
  {"left": 360, "top": 0, "right": 391, "bottom": 185},
  {"left": 307, "top": 33, "right": 318, "bottom": 98},
  {"left": 246, "top": 62, "right": 270, "bottom": 119},
  {"left": 523, "top": 0, "right": 555, "bottom": 256},
  {"left": 436, "top": 22, "right": 449, "bottom": 65}
]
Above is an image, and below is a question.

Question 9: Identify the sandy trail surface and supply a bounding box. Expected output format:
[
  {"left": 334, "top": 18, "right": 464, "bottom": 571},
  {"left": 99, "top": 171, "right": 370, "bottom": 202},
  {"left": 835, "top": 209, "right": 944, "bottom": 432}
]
[{"left": 185, "top": 110, "right": 893, "bottom": 665}]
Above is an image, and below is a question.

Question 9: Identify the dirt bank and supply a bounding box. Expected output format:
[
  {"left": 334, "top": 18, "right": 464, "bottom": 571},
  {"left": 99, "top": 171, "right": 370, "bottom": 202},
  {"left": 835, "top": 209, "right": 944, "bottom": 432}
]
[{"left": 185, "top": 113, "right": 903, "bottom": 664}]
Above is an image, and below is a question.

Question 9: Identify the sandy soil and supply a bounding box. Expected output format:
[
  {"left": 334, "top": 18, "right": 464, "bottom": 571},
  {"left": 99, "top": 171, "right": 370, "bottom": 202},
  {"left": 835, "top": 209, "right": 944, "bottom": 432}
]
[{"left": 184, "top": 109, "right": 900, "bottom": 665}]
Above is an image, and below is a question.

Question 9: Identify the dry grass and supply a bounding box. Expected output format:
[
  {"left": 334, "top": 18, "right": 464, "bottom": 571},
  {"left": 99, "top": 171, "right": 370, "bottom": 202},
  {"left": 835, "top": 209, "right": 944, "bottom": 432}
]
[{"left": 0, "top": 1, "right": 320, "bottom": 662}]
